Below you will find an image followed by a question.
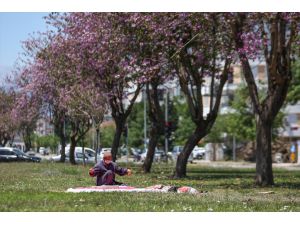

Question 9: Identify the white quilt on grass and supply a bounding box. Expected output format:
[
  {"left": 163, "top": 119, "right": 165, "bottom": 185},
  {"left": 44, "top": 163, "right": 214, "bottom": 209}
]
[{"left": 66, "top": 184, "right": 199, "bottom": 194}]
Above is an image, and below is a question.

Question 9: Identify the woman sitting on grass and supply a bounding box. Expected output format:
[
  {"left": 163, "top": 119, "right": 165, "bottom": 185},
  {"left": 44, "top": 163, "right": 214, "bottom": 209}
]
[{"left": 89, "top": 151, "right": 132, "bottom": 186}]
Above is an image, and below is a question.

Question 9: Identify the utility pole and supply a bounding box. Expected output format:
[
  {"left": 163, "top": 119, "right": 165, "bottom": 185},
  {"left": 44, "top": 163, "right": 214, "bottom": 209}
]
[
  {"left": 82, "top": 136, "right": 86, "bottom": 167},
  {"left": 123, "top": 123, "right": 129, "bottom": 166},
  {"left": 96, "top": 127, "right": 99, "bottom": 163},
  {"left": 164, "top": 89, "right": 169, "bottom": 163},
  {"left": 92, "top": 120, "right": 95, "bottom": 150},
  {"left": 233, "top": 135, "right": 236, "bottom": 161},
  {"left": 143, "top": 88, "right": 147, "bottom": 152}
]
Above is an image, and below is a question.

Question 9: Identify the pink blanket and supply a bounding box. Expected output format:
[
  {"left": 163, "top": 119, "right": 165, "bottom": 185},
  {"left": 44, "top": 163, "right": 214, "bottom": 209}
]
[{"left": 66, "top": 184, "right": 198, "bottom": 194}]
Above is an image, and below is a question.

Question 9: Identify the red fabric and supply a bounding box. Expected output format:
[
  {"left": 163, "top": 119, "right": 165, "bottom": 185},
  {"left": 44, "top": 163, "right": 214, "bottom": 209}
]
[{"left": 89, "top": 168, "right": 95, "bottom": 177}]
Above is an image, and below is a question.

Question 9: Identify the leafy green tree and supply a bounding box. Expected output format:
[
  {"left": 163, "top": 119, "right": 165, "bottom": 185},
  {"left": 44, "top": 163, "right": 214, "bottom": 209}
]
[
  {"left": 173, "top": 97, "right": 196, "bottom": 146},
  {"left": 34, "top": 134, "right": 60, "bottom": 153},
  {"left": 206, "top": 85, "right": 285, "bottom": 155},
  {"left": 127, "top": 102, "right": 146, "bottom": 149},
  {"left": 100, "top": 125, "right": 116, "bottom": 148},
  {"left": 287, "top": 61, "right": 300, "bottom": 105}
]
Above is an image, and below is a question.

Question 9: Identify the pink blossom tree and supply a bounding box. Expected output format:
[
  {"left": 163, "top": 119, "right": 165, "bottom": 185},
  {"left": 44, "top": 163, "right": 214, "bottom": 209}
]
[
  {"left": 57, "top": 76, "right": 108, "bottom": 165},
  {"left": 0, "top": 88, "right": 17, "bottom": 146},
  {"left": 19, "top": 32, "right": 72, "bottom": 161},
  {"left": 231, "top": 12, "right": 300, "bottom": 186},
  {"left": 11, "top": 69, "right": 40, "bottom": 152},
  {"left": 20, "top": 27, "right": 109, "bottom": 164},
  {"left": 139, "top": 13, "right": 234, "bottom": 177},
  {"left": 49, "top": 13, "right": 155, "bottom": 161},
  {"left": 122, "top": 13, "right": 172, "bottom": 172}
]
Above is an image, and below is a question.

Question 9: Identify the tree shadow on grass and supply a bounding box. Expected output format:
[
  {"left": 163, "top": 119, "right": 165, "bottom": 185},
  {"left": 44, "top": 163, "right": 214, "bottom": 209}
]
[
  {"left": 272, "top": 181, "right": 300, "bottom": 190},
  {"left": 165, "top": 169, "right": 300, "bottom": 190},
  {"left": 187, "top": 169, "right": 255, "bottom": 180}
]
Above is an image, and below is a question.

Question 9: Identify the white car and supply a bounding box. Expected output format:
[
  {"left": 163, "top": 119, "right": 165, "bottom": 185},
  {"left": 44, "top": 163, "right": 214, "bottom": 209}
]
[
  {"left": 50, "top": 152, "right": 94, "bottom": 164},
  {"left": 192, "top": 147, "right": 206, "bottom": 159},
  {"left": 65, "top": 146, "right": 102, "bottom": 162},
  {"left": 171, "top": 146, "right": 193, "bottom": 163},
  {"left": 39, "top": 147, "right": 49, "bottom": 155},
  {"left": 140, "top": 148, "right": 163, "bottom": 162}
]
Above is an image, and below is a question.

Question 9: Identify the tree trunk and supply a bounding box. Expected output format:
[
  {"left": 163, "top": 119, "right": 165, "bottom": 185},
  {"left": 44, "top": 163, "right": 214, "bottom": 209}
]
[
  {"left": 142, "top": 82, "right": 164, "bottom": 173},
  {"left": 82, "top": 140, "right": 86, "bottom": 167},
  {"left": 174, "top": 126, "right": 205, "bottom": 178},
  {"left": 232, "top": 13, "right": 294, "bottom": 186},
  {"left": 142, "top": 125, "right": 159, "bottom": 173},
  {"left": 24, "top": 140, "right": 31, "bottom": 152},
  {"left": 109, "top": 85, "right": 142, "bottom": 162},
  {"left": 111, "top": 120, "right": 125, "bottom": 162},
  {"left": 59, "top": 122, "right": 66, "bottom": 162},
  {"left": 255, "top": 116, "right": 274, "bottom": 186},
  {"left": 69, "top": 133, "right": 77, "bottom": 165},
  {"left": 23, "top": 127, "right": 32, "bottom": 152},
  {"left": 59, "top": 134, "right": 66, "bottom": 162},
  {"left": 0, "top": 138, "right": 8, "bottom": 147},
  {"left": 95, "top": 128, "right": 99, "bottom": 163},
  {"left": 212, "top": 143, "right": 217, "bottom": 161}
]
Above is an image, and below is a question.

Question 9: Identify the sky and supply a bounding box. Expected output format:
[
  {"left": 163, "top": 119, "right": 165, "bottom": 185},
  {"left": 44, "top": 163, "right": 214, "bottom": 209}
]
[
  {"left": 0, "top": 1, "right": 297, "bottom": 85},
  {"left": 0, "top": 12, "right": 49, "bottom": 83}
]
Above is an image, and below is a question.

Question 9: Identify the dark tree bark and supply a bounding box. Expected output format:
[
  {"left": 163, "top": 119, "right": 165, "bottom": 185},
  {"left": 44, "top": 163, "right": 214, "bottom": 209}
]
[
  {"left": 232, "top": 13, "right": 296, "bottom": 186},
  {"left": 95, "top": 128, "right": 99, "bottom": 163},
  {"left": 69, "top": 120, "right": 91, "bottom": 165},
  {"left": 22, "top": 126, "right": 33, "bottom": 152},
  {"left": 255, "top": 116, "right": 274, "bottom": 185},
  {"left": 142, "top": 82, "right": 164, "bottom": 173},
  {"left": 0, "top": 138, "right": 8, "bottom": 147},
  {"left": 59, "top": 124, "right": 66, "bottom": 163},
  {"left": 53, "top": 111, "right": 66, "bottom": 162},
  {"left": 109, "top": 85, "right": 142, "bottom": 162},
  {"left": 111, "top": 118, "right": 125, "bottom": 161},
  {"left": 173, "top": 14, "right": 232, "bottom": 178},
  {"left": 174, "top": 60, "right": 230, "bottom": 178},
  {"left": 0, "top": 129, "right": 12, "bottom": 147},
  {"left": 69, "top": 131, "right": 77, "bottom": 165},
  {"left": 175, "top": 126, "right": 206, "bottom": 177}
]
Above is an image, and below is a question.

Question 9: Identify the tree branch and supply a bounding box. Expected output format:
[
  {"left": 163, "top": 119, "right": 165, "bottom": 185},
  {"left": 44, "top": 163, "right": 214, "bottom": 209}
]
[
  {"left": 124, "top": 83, "right": 143, "bottom": 118},
  {"left": 207, "top": 59, "right": 230, "bottom": 124},
  {"left": 233, "top": 13, "right": 262, "bottom": 115}
]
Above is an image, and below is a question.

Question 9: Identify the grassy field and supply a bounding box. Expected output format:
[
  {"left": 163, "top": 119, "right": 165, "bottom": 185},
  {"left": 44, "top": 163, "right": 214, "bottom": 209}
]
[{"left": 0, "top": 161, "right": 299, "bottom": 212}]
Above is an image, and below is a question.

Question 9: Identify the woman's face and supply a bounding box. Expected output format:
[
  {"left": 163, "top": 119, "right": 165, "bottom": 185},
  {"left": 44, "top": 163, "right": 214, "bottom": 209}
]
[{"left": 104, "top": 155, "right": 112, "bottom": 165}]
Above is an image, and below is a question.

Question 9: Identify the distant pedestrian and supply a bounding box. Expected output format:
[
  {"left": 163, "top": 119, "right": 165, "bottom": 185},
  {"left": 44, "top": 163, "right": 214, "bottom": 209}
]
[{"left": 89, "top": 151, "right": 132, "bottom": 185}]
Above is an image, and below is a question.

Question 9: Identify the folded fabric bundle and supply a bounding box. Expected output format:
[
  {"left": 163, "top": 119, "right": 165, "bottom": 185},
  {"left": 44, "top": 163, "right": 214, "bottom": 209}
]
[{"left": 66, "top": 184, "right": 199, "bottom": 194}]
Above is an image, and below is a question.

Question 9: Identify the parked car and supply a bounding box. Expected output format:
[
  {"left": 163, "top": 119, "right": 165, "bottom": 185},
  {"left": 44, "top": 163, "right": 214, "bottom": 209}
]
[
  {"left": 171, "top": 146, "right": 193, "bottom": 163},
  {"left": 39, "top": 147, "right": 49, "bottom": 155},
  {"left": 192, "top": 147, "right": 206, "bottom": 159},
  {"left": 50, "top": 152, "right": 94, "bottom": 164},
  {"left": 156, "top": 149, "right": 168, "bottom": 162},
  {"left": 0, "top": 147, "right": 41, "bottom": 162},
  {"left": 63, "top": 146, "right": 102, "bottom": 162},
  {"left": 131, "top": 148, "right": 143, "bottom": 162},
  {"left": 0, "top": 148, "right": 18, "bottom": 162},
  {"left": 13, "top": 149, "right": 41, "bottom": 162},
  {"left": 140, "top": 148, "right": 164, "bottom": 162}
]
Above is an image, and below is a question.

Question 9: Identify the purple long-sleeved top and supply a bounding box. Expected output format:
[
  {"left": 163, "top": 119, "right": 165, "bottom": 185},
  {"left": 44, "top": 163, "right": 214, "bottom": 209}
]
[{"left": 92, "top": 160, "right": 128, "bottom": 186}]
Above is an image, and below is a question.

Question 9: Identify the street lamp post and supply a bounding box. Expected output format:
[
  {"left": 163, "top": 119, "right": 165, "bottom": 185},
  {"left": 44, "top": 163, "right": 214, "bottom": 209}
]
[
  {"left": 143, "top": 88, "right": 147, "bottom": 151},
  {"left": 125, "top": 124, "right": 129, "bottom": 166},
  {"left": 232, "top": 135, "right": 236, "bottom": 161},
  {"left": 165, "top": 89, "right": 169, "bottom": 163},
  {"left": 96, "top": 127, "right": 99, "bottom": 163}
]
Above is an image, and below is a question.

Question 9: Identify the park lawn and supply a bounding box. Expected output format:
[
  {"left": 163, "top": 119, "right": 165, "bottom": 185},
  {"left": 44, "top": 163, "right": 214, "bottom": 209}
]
[{"left": 0, "top": 161, "right": 299, "bottom": 212}]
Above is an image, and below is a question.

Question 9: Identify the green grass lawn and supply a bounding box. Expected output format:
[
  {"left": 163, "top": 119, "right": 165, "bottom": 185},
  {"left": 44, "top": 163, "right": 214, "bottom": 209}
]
[{"left": 0, "top": 162, "right": 299, "bottom": 212}]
